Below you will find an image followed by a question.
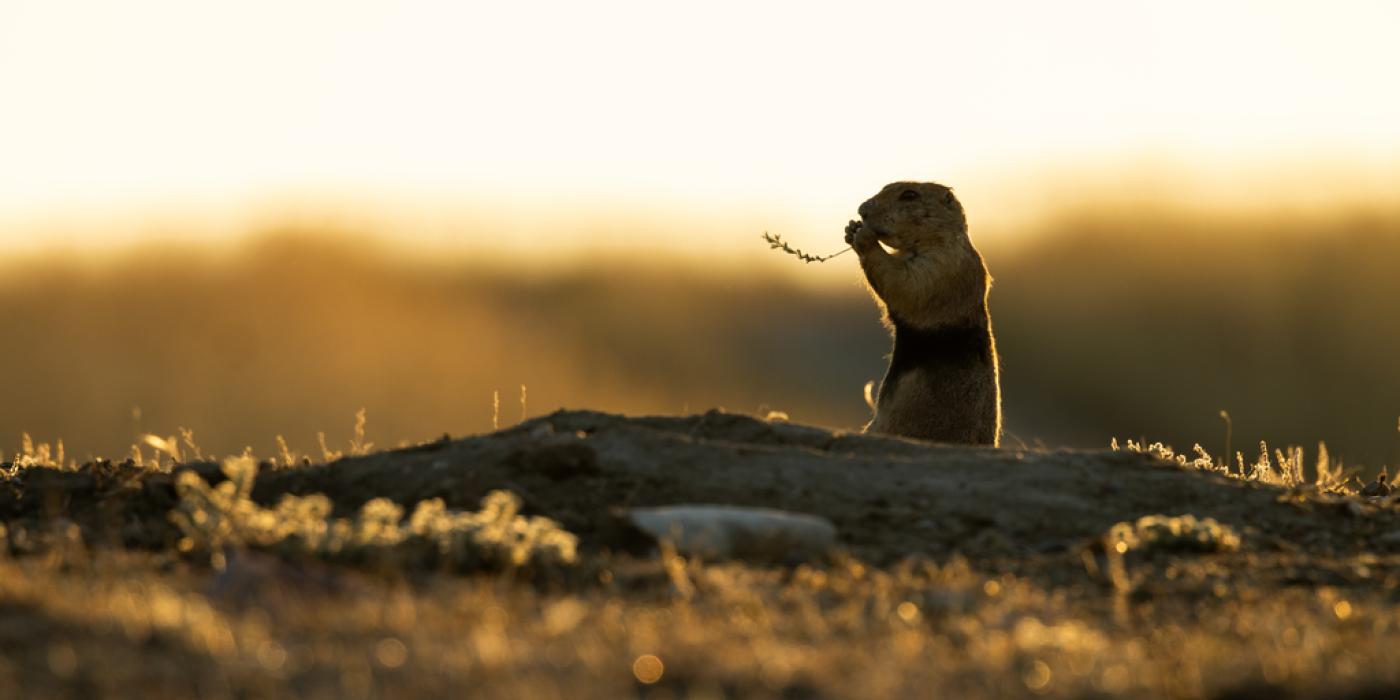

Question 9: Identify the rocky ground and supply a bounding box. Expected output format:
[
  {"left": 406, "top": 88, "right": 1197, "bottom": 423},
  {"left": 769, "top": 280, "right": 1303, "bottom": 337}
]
[{"left": 3, "top": 409, "right": 1400, "bottom": 698}]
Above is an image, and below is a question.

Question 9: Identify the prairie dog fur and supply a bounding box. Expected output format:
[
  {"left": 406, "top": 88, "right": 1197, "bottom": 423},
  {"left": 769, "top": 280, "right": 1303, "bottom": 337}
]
[{"left": 845, "top": 181, "right": 1001, "bottom": 446}]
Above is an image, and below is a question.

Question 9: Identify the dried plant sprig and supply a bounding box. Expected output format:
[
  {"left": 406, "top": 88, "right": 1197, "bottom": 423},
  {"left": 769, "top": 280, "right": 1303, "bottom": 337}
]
[{"left": 761, "top": 232, "right": 851, "bottom": 264}]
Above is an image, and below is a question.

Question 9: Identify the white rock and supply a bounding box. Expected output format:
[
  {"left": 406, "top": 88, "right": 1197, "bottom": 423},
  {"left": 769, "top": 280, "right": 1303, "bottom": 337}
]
[{"left": 627, "top": 505, "right": 837, "bottom": 562}]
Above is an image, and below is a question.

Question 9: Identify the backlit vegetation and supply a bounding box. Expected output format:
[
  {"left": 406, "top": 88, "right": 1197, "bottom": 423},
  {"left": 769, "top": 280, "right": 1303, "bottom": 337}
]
[
  {"left": 1113, "top": 437, "right": 1357, "bottom": 493},
  {"left": 171, "top": 456, "right": 578, "bottom": 573},
  {"left": 1104, "top": 514, "right": 1242, "bottom": 555}
]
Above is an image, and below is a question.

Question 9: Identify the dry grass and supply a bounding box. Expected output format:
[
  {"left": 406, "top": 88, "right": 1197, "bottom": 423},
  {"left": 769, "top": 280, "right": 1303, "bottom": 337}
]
[
  {"left": 2, "top": 535, "right": 1398, "bottom": 699},
  {"left": 169, "top": 456, "right": 578, "bottom": 573}
]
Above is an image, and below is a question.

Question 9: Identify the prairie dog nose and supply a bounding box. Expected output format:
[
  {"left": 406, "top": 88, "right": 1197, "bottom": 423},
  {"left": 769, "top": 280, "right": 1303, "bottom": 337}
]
[{"left": 858, "top": 200, "right": 875, "bottom": 219}]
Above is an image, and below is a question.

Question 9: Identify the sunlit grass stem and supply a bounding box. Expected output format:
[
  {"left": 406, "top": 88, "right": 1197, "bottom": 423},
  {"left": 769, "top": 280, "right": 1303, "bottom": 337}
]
[
  {"left": 761, "top": 232, "right": 851, "bottom": 264},
  {"left": 1219, "top": 410, "right": 1233, "bottom": 473}
]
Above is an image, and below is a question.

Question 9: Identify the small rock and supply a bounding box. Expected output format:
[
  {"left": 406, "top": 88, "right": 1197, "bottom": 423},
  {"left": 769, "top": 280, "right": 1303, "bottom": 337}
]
[{"left": 627, "top": 505, "right": 837, "bottom": 563}]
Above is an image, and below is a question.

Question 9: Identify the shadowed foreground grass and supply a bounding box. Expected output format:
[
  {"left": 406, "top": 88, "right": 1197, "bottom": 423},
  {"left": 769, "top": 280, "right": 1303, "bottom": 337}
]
[{"left": 6, "top": 548, "right": 1397, "bottom": 699}]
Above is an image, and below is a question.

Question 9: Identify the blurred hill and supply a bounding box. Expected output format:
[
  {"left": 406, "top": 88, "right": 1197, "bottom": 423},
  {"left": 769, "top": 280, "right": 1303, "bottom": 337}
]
[
  {"left": 991, "top": 208, "right": 1400, "bottom": 472},
  {"left": 2, "top": 210, "right": 1397, "bottom": 472}
]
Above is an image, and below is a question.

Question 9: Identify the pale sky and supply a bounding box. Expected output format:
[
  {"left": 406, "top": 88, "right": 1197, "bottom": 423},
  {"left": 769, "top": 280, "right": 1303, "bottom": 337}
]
[{"left": 2, "top": 0, "right": 1399, "bottom": 253}]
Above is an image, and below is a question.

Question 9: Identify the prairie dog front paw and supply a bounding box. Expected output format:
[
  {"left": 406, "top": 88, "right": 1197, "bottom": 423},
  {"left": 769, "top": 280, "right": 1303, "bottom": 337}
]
[{"left": 845, "top": 220, "right": 880, "bottom": 254}]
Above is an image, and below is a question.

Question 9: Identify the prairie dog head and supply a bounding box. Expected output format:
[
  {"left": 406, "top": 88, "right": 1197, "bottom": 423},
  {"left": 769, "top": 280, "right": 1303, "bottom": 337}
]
[
  {"left": 857, "top": 182, "right": 968, "bottom": 256},
  {"left": 853, "top": 181, "right": 990, "bottom": 330}
]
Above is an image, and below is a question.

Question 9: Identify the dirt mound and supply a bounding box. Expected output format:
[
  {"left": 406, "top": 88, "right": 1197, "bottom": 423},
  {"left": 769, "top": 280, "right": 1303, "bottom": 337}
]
[
  {"left": 11, "top": 409, "right": 1394, "bottom": 579},
  {"left": 257, "top": 410, "right": 1399, "bottom": 568}
]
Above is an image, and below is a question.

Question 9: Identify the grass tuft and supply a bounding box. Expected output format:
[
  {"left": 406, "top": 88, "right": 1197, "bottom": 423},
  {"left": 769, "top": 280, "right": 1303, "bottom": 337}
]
[
  {"left": 1105, "top": 514, "right": 1242, "bottom": 556},
  {"left": 170, "top": 456, "right": 578, "bottom": 574},
  {"left": 1112, "top": 436, "right": 1358, "bottom": 494}
]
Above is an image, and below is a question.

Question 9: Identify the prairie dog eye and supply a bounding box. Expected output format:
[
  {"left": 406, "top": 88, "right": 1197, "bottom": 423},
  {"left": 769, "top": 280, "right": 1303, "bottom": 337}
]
[{"left": 898, "top": 190, "right": 919, "bottom": 201}]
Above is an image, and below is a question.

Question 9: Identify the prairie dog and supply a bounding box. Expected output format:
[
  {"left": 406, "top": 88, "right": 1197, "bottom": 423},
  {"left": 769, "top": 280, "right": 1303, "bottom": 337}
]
[{"left": 845, "top": 181, "right": 1001, "bottom": 446}]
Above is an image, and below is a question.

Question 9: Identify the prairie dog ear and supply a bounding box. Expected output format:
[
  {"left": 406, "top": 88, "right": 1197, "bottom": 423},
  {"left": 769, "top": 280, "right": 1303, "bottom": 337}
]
[{"left": 943, "top": 190, "right": 957, "bottom": 206}]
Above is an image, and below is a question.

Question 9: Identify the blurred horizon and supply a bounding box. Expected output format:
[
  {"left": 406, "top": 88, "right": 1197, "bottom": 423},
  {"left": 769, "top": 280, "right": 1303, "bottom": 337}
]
[
  {"left": 5, "top": 156, "right": 1400, "bottom": 264},
  {"left": 5, "top": 206, "right": 1399, "bottom": 474}
]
